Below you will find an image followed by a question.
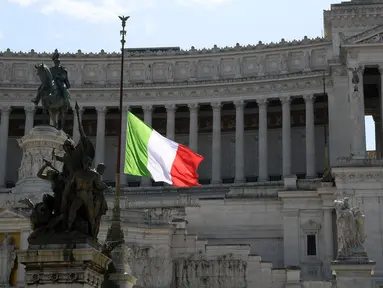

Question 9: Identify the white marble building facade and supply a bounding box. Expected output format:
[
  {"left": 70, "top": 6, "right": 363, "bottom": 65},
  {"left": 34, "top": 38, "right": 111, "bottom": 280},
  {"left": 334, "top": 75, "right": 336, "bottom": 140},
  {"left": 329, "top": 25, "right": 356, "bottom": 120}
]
[{"left": 2, "top": 0, "right": 383, "bottom": 287}]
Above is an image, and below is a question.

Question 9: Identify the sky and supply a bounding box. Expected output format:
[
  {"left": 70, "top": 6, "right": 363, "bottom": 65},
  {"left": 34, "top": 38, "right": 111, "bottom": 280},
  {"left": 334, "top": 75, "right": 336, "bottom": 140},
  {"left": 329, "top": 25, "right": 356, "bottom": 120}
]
[{"left": 0, "top": 0, "right": 376, "bottom": 150}]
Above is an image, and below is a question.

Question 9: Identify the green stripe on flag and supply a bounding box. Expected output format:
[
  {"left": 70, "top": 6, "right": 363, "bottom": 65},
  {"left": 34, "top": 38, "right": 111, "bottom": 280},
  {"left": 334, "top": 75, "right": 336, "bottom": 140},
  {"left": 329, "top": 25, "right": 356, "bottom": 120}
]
[{"left": 124, "top": 112, "right": 152, "bottom": 177}]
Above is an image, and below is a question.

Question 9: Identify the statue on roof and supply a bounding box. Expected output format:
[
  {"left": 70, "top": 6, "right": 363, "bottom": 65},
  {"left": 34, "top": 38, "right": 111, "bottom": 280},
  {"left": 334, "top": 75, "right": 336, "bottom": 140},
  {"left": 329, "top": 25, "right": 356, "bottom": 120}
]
[{"left": 32, "top": 49, "right": 71, "bottom": 130}]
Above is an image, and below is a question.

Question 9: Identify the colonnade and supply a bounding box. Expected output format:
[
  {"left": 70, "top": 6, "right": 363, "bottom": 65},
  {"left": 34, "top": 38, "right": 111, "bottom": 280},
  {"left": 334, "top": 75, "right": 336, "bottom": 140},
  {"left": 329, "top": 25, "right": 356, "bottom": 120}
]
[{"left": 0, "top": 94, "right": 319, "bottom": 187}]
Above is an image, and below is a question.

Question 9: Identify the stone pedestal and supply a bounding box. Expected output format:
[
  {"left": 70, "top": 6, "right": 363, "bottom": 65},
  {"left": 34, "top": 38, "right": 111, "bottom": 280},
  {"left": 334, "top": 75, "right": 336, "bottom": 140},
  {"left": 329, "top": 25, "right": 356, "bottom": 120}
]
[
  {"left": 331, "top": 259, "right": 376, "bottom": 288},
  {"left": 12, "top": 125, "right": 67, "bottom": 200},
  {"left": 18, "top": 243, "right": 111, "bottom": 288}
]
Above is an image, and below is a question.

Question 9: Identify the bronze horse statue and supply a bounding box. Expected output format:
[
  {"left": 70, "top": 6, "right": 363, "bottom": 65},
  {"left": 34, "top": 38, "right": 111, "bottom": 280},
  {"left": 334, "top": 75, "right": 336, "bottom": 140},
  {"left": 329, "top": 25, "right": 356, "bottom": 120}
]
[{"left": 35, "top": 63, "right": 70, "bottom": 129}]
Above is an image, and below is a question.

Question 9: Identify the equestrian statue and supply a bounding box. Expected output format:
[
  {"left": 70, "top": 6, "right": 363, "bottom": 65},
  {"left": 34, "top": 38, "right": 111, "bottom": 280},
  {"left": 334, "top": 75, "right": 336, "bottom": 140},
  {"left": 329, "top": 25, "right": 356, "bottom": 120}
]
[{"left": 32, "top": 49, "right": 71, "bottom": 130}]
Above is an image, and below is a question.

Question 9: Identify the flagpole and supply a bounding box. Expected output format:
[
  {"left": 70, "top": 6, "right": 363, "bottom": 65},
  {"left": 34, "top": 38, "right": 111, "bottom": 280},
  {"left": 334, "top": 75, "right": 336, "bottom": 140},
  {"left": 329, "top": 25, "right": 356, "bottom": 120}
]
[{"left": 105, "top": 15, "right": 130, "bottom": 252}]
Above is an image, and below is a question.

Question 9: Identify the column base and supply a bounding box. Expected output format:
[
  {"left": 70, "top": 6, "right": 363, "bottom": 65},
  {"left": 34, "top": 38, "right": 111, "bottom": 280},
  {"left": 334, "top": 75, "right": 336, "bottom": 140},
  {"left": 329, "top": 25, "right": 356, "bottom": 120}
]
[
  {"left": 18, "top": 243, "right": 111, "bottom": 288},
  {"left": 211, "top": 180, "right": 222, "bottom": 185}
]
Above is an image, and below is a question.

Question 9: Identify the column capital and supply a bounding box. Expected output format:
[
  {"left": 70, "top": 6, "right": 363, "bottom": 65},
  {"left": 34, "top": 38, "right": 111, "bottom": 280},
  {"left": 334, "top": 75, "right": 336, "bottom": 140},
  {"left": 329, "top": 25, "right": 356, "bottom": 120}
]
[
  {"left": 256, "top": 97, "right": 268, "bottom": 107},
  {"left": 142, "top": 104, "right": 153, "bottom": 113},
  {"left": 211, "top": 102, "right": 221, "bottom": 110},
  {"left": 95, "top": 106, "right": 107, "bottom": 114},
  {"left": 0, "top": 105, "right": 11, "bottom": 114},
  {"left": 279, "top": 96, "right": 291, "bottom": 105},
  {"left": 303, "top": 94, "right": 316, "bottom": 103},
  {"left": 24, "top": 105, "right": 36, "bottom": 114},
  {"left": 188, "top": 103, "right": 199, "bottom": 110},
  {"left": 234, "top": 100, "right": 245, "bottom": 109},
  {"left": 165, "top": 104, "right": 177, "bottom": 112}
]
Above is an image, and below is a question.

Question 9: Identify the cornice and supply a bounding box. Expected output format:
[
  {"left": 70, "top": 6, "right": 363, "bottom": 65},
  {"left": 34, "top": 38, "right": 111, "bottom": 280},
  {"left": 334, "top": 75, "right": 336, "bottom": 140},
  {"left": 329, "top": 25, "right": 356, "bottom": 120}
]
[
  {"left": 0, "top": 73, "right": 333, "bottom": 106},
  {"left": 0, "top": 37, "right": 330, "bottom": 59},
  {"left": 0, "top": 70, "right": 331, "bottom": 90},
  {"left": 324, "top": 4, "right": 383, "bottom": 19}
]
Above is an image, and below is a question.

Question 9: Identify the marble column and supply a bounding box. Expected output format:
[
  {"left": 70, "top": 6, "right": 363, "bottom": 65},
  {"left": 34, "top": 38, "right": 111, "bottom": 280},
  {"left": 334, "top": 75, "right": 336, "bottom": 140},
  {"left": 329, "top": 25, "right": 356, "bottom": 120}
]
[
  {"left": 234, "top": 100, "right": 245, "bottom": 183},
  {"left": 188, "top": 103, "right": 199, "bottom": 152},
  {"left": 280, "top": 96, "right": 291, "bottom": 177},
  {"left": 166, "top": 104, "right": 176, "bottom": 141},
  {"left": 95, "top": 106, "right": 107, "bottom": 166},
  {"left": 211, "top": 102, "right": 221, "bottom": 184},
  {"left": 72, "top": 105, "right": 84, "bottom": 144},
  {"left": 375, "top": 116, "right": 381, "bottom": 159},
  {"left": 349, "top": 67, "right": 366, "bottom": 157},
  {"left": 304, "top": 94, "right": 316, "bottom": 178},
  {"left": 120, "top": 105, "right": 129, "bottom": 185},
  {"left": 257, "top": 98, "right": 268, "bottom": 181},
  {"left": 24, "top": 106, "right": 35, "bottom": 135},
  {"left": 323, "top": 208, "right": 334, "bottom": 268},
  {"left": 141, "top": 105, "right": 153, "bottom": 187},
  {"left": 0, "top": 106, "right": 11, "bottom": 187}
]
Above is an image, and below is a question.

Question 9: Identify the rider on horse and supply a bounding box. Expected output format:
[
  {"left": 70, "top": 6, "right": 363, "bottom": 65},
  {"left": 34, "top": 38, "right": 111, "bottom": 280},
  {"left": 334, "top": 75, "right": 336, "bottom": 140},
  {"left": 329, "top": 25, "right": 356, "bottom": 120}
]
[{"left": 32, "top": 50, "right": 71, "bottom": 105}]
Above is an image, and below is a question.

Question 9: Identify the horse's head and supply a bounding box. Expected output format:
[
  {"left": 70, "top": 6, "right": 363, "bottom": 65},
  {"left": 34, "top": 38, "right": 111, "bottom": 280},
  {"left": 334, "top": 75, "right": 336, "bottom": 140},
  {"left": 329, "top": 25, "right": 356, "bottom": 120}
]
[{"left": 35, "top": 63, "right": 52, "bottom": 86}]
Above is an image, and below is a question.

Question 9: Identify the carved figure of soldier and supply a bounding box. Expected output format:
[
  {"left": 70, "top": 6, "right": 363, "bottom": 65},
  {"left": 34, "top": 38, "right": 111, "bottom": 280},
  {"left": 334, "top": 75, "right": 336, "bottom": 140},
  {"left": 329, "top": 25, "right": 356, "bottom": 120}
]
[
  {"left": 53, "top": 139, "right": 78, "bottom": 180},
  {"left": 62, "top": 156, "right": 109, "bottom": 236},
  {"left": 37, "top": 160, "right": 66, "bottom": 215},
  {"left": 32, "top": 49, "right": 71, "bottom": 105},
  {"left": 93, "top": 163, "right": 109, "bottom": 236}
]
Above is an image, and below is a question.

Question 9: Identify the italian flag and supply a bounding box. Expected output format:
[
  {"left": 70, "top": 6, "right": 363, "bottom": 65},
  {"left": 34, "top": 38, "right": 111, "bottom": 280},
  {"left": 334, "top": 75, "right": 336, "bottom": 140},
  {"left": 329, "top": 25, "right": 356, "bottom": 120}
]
[{"left": 124, "top": 112, "right": 204, "bottom": 187}]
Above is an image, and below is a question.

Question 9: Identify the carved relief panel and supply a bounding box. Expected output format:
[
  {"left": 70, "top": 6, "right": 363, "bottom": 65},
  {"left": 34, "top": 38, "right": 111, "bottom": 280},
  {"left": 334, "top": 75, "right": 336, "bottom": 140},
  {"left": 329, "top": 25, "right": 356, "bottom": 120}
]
[
  {"left": 174, "top": 61, "right": 190, "bottom": 81},
  {"left": 219, "top": 58, "right": 236, "bottom": 79},
  {"left": 11, "top": 63, "right": 28, "bottom": 82},
  {"left": 197, "top": 60, "right": 216, "bottom": 80},
  {"left": 265, "top": 53, "right": 281, "bottom": 75},
  {"left": 288, "top": 51, "right": 304, "bottom": 72},
  {"left": 311, "top": 49, "right": 327, "bottom": 69},
  {"left": 65, "top": 64, "right": 80, "bottom": 85},
  {"left": 82, "top": 64, "right": 99, "bottom": 83},
  {"left": 106, "top": 63, "right": 120, "bottom": 83},
  {"left": 128, "top": 63, "right": 145, "bottom": 82},
  {"left": 152, "top": 62, "right": 168, "bottom": 82},
  {"left": 242, "top": 56, "right": 258, "bottom": 76}
]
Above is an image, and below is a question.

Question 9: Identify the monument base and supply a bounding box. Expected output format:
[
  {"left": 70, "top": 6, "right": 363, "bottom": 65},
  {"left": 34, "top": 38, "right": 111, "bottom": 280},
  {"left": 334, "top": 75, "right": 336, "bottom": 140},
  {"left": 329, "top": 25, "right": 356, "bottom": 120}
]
[
  {"left": 12, "top": 125, "right": 67, "bottom": 200},
  {"left": 18, "top": 243, "right": 111, "bottom": 288},
  {"left": 331, "top": 258, "right": 376, "bottom": 288}
]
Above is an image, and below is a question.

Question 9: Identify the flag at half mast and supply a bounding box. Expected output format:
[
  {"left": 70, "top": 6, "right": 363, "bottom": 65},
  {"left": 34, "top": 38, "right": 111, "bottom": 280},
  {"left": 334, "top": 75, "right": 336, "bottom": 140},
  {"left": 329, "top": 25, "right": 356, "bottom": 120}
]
[{"left": 124, "top": 112, "right": 204, "bottom": 187}]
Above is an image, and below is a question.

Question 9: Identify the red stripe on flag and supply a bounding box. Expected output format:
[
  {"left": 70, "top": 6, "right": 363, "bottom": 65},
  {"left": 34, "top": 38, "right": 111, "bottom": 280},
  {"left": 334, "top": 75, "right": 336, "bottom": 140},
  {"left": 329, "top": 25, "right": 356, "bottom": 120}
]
[{"left": 170, "top": 144, "right": 204, "bottom": 187}]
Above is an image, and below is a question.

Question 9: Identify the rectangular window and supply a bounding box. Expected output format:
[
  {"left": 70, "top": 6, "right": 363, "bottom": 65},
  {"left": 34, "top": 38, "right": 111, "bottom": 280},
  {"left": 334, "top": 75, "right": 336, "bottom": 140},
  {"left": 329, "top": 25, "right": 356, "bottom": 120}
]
[{"left": 307, "top": 234, "right": 317, "bottom": 256}]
